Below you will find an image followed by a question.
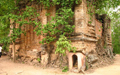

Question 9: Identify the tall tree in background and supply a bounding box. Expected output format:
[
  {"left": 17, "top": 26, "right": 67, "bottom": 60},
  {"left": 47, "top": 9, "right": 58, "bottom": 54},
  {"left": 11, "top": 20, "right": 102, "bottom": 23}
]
[
  {"left": 0, "top": 0, "right": 16, "bottom": 51},
  {"left": 111, "top": 10, "right": 120, "bottom": 54}
]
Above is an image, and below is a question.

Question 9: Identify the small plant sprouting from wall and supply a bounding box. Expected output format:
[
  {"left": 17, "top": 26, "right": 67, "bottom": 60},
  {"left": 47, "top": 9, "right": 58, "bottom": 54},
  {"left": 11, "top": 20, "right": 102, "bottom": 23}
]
[{"left": 37, "top": 58, "right": 41, "bottom": 63}]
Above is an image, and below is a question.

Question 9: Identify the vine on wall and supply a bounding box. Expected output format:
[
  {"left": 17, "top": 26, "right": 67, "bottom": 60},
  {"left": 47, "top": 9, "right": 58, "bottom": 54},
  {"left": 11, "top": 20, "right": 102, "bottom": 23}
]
[{"left": 34, "top": 0, "right": 81, "bottom": 55}]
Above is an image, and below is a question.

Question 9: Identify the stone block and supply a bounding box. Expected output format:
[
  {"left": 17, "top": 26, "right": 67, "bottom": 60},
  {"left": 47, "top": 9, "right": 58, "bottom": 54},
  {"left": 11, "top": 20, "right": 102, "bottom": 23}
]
[
  {"left": 41, "top": 53, "right": 49, "bottom": 66},
  {"left": 32, "top": 59, "right": 39, "bottom": 63},
  {"left": 51, "top": 54, "right": 58, "bottom": 61},
  {"left": 87, "top": 54, "right": 98, "bottom": 64},
  {"left": 71, "top": 41, "right": 86, "bottom": 51},
  {"left": 26, "top": 50, "right": 38, "bottom": 58},
  {"left": 21, "top": 57, "right": 26, "bottom": 61}
]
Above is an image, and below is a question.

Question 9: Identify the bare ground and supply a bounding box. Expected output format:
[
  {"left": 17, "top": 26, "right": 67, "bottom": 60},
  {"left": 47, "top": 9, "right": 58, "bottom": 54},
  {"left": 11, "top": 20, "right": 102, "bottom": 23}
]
[{"left": 0, "top": 55, "right": 120, "bottom": 75}]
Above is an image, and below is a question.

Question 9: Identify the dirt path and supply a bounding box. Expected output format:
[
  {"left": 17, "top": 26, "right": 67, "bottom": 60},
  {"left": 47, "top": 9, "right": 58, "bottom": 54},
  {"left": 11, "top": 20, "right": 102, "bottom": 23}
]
[{"left": 0, "top": 55, "right": 120, "bottom": 75}]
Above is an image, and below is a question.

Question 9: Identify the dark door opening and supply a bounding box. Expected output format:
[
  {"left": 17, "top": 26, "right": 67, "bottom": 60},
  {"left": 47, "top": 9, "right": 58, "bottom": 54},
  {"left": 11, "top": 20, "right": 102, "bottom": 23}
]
[{"left": 72, "top": 54, "right": 78, "bottom": 69}]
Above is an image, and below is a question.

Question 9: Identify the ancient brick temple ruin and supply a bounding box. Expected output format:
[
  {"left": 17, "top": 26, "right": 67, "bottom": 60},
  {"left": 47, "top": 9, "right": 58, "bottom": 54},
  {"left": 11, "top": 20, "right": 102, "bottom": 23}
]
[{"left": 9, "top": 0, "right": 113, "bottom": 72}]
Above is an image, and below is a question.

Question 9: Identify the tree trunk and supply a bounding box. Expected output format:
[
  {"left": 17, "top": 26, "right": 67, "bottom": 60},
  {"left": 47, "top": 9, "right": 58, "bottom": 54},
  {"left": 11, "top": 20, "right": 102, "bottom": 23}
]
[{"left": 13, "top": 41, "right": 15, "bottom": 62}]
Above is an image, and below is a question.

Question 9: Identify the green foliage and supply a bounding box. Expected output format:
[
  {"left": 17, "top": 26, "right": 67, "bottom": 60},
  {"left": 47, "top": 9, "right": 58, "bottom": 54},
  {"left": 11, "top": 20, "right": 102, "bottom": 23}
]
[
  {"left": 39, "top": 0, "right": 80, "bottom": 8},
  {"left": 85, "top": 60, "right": 89, "bottom": 70},
  {"left": 37, "top": 58, "right": 41, "bottom": 63},
  {"left": 111, "top": 17, "right": 120, "bottom": 53},
  {"left": 0, "top": 37, "right": 10, "bottom": 51},
  {"left": 22, "top": 61, "right": 25, "bottom": 64},
  {"left": 7, "top": 6, "right": 38, "bottom": 42},
  {"left": 94, "top": 0, "right": 120, "bottom": 14},
  {"left": 55, "top": 35, "right": 76, "bottom": 55},
  {"left": 0, "top": 0, "right": 16, "bottom": 50},
  {"left": 35, "top": 7, "right": 75, "bottom": 44},
  {"left": 104, "top": 43, "right": 107, "bottom": 49},
  {"left": 0, "top": 17, "right": 10, "bottom": 40},
  {"left": 0, "top": 0, "right": 16, "bottom": 16},
  {"left": 34, "top": 0, "right": 79, "bottom": 47},
  {"left": 62, "top": 66, "right": 69, "bottom": 72},
  {"left": 0, "top": 5, "right": 39, "bottom": 50},
  {"left": 34, "top": 5, "right": 77, "bottom": 55},
  {"left": 110, "top": 9, "right": 120, "bottom": 54}
]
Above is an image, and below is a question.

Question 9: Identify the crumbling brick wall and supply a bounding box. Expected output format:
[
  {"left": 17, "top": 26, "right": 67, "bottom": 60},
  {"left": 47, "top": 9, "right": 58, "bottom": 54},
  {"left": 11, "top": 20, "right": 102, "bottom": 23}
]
[{"left": 9, "top": 0, "right": 112, "bottom": 69}]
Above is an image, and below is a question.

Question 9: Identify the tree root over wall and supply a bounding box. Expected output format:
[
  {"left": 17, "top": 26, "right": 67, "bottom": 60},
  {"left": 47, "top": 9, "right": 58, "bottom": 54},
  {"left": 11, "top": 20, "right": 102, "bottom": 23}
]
[{"left": 94, "top": 39, "right": 114, "bottom": 69}]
